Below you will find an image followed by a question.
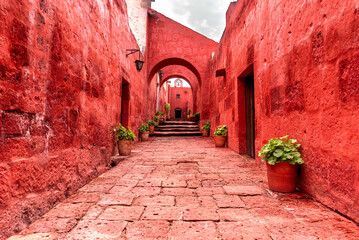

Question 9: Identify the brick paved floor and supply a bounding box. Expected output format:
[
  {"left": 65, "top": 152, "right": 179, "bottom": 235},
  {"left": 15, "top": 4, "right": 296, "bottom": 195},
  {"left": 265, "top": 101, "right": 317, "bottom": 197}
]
[{"left": 8, "top": 137, "right": 359, "bottom": 239}]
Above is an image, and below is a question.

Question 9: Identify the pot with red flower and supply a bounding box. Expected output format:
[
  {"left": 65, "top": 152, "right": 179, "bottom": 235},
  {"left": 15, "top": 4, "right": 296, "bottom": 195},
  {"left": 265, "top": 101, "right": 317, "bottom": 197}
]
[
  {"left": 139, "top": 122, "right": 150, "bottom": 141},
  {"left": 201, "top": 120, "right": 211, "bottom": 137},
  {"left": 259, "top": 136, "right": 304, "bottom": 192},
  {"left": 113, "top": 123, "right": 136, "bottom": 156},
  {"left": 213, "top": 125, "right": 227, "bottom": 147},
  {"left": 153, "top": 115, "right": 160, "bottom": 126},
  {"left": 147, "top": 120, "right": 157, "bottom": 134},
  {"left": 158, "top": 111, "right": 166, "bottom": 123}
]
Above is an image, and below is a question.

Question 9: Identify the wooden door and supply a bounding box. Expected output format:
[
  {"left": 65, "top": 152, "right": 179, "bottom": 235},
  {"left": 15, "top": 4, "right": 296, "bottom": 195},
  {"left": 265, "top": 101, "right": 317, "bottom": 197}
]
[
  {"left": 121, "top": 79, "right": 130, "bottom": 127},
  {"left": 245, "top": 75, "right": 255, "bottom": 158},
  {"left": 175, "top": 108, "right": 182, "bottom": 119}
]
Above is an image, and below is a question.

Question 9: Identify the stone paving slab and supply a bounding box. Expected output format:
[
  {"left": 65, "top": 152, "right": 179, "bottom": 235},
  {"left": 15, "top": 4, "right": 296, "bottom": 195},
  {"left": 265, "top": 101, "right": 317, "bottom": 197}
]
[{"left": 8, "top": 136, "right": 359, "bottom": 239}]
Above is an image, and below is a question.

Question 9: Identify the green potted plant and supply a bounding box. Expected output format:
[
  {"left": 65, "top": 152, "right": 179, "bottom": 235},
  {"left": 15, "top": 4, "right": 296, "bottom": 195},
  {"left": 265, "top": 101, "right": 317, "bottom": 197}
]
[
  {"left": 113, "top": 123, "right": 136, "bottom": 156},
  {"left": 201, "top": 121, "right": 210, "bottom": 137},
  {"left": 147, "top": 120, "right": 157, "bottom": 134},
  {"left": 153, "top": 115, "right": 160, "bottom": 126},
  {"left": 191, "top": 112, "right": 200, "bottom": 122},
  {"left": 214, "top": 125, "right": 227, "bottom": 147},
  {"left": 158, "top": 111, "right": 166, "bottom": 123},
  {"left": 187, "top": 108, "right": 191, "bottom": 120},
  {"left": 139, "top": 122, "right": 150, "bottom": 141},
  {"left": 165, "top": 103, "right": 171, "bottom": 120},
  {"left": 259, "top": 135, "right": 304, "bottom": 192}
]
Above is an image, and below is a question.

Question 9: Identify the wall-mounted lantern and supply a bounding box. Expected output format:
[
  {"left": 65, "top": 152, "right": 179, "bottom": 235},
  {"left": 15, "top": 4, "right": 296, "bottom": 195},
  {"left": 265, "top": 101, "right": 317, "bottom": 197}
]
[
  {"left": 159, "top": 70, "right": 164, "bottom": 79},
  {"left": 126, "top": 49, "right": 144, "bottom": 72}
]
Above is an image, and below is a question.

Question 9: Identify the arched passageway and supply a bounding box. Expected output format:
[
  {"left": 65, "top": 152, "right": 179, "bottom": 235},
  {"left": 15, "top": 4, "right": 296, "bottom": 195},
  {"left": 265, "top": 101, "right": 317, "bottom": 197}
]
[{"left": 148, "top": 59, "right": 201, "bottom": 114}]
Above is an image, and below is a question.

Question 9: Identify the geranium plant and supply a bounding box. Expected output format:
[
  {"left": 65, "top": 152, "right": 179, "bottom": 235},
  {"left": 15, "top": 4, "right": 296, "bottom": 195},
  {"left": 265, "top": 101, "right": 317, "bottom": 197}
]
[
  {"left": 113, "top": 123, "right": 136, "bottom": 141},
  {"left": 202, "top": 121, "right": 211, "bottom": 130},
  {"left": 153, "top": 115, "right": 160, "bottom": 122},
  {"left": 214, "top": 125, "right": 227, "bottom": 136},
  {"left": 258, "top": 135, "right": 304, "bottom": 165},
  {"left": 139, "top": 122, "right": 149, "bottom": 133},
  {"left": 147, "top": 120, "right": 158, "bottom": 127}
]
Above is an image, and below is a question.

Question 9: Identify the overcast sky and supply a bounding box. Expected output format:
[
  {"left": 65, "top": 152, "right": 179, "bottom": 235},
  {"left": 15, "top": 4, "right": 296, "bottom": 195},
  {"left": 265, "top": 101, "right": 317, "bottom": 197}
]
[{"left": 151, "top": 0, "right": 234, "bottom": 42}]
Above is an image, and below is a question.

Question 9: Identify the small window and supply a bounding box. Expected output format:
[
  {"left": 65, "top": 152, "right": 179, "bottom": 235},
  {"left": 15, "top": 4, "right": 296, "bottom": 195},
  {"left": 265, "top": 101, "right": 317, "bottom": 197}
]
[{"left": 176, "top": 94, "right": 180, "bottom": 100}]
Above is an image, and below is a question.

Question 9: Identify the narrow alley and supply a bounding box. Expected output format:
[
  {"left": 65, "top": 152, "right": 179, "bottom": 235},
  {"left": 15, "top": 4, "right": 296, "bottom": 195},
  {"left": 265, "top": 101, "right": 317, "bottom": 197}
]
[{"left": 8, "top": 137, "right": 359, "bottom": 240}]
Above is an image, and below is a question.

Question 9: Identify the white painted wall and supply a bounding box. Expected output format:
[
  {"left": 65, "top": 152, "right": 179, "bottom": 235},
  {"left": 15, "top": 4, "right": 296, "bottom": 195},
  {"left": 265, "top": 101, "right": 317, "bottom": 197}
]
[{"left": 125, "top": 0, "right": 150, "bottom": 52}]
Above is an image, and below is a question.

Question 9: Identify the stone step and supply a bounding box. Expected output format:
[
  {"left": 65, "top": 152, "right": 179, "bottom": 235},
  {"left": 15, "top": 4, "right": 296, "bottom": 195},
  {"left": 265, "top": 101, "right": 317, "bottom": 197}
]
[
  {"left": 156, "top": 124, "right": 198, "bottom": 128},
  {"left": 160, "top": 121, "right": 198, "bottom": 126},
  {"left": 155, "top": 128, "right": 200, "bottom": 132},
  {"left": 151, "top": 131, "right": 202, "bottom": 137}
]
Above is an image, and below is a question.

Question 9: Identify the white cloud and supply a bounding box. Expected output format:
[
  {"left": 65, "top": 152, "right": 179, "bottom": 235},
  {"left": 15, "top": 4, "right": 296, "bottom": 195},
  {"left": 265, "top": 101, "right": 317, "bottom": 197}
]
[{"left": 151, "top": 0, "right": 233, "bottom": 42}]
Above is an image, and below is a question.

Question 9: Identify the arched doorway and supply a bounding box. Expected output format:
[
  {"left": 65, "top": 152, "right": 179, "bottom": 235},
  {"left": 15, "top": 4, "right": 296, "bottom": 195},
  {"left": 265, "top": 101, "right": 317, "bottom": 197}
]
[
  {"left": 148, "top": 59, "right": 201, "bottom": 116},
  {"left": 175, "top": 108, "right": 182, "bottom": 119}
]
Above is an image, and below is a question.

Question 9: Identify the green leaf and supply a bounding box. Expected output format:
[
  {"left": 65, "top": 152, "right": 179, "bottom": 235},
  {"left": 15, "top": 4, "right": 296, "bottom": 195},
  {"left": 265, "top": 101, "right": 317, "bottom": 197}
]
[
  {"left": 268, "top": 156, "right": 277, "bottom": 165},
  {"left": 273, "top": 149, "right": 284, "bottom": 157}
]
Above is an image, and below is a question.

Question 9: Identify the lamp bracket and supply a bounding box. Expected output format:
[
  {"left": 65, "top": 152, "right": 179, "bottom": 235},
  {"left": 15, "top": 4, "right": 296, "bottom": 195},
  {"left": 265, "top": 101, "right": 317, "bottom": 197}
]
[{"left": 126, "top": 49, "right": 141, "bottom": 58}]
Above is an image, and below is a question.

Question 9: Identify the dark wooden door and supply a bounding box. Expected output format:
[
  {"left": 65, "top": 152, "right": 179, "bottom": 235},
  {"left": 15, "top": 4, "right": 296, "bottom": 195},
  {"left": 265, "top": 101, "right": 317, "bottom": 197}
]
[
  {"left": 121, "top": 80, "right": 130, "bottom": 127},
  {"left": 245, "top": 75, "right": 255, "bottom": 158},
  {"left": 175, "top": 108, "right": 182, "bottom": 119}
]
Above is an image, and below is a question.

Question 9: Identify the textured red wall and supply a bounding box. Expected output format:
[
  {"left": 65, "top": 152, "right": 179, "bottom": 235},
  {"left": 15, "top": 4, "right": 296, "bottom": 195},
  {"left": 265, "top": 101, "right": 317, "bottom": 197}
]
[
  {"left": 0, "top": 0, "right": 152, "bottom": 237},
  {"left": 168, "top": 87, "right": 193, "bottom": 119},
  {"left": 206, "top": 0, "right": 359, "bottom": 222},
  {"left": 159, "top": 82, "right": 169, "bottom": 114}
]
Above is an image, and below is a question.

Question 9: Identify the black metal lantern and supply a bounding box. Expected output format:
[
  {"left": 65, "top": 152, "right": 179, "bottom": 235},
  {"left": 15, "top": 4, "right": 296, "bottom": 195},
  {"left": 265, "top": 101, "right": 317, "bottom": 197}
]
[
  {"left": 135, "top": 59, "right": 144, "bottom": 71},
  {"left": 126, "top": 49, "right": 145, "bottom": 72}
]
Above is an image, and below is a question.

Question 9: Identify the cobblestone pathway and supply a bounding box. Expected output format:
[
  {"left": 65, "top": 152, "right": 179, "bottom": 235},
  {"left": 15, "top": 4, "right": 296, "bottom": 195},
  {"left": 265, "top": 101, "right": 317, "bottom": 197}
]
[{"left": 9, "top": 137, "right": 359, "bottom": 239}]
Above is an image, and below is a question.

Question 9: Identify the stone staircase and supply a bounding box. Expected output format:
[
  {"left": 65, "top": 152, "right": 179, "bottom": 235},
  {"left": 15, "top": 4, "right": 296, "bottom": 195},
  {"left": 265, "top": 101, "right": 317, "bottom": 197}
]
[{"left": 151, "top": 120, "right": 202, "bottom": 137}]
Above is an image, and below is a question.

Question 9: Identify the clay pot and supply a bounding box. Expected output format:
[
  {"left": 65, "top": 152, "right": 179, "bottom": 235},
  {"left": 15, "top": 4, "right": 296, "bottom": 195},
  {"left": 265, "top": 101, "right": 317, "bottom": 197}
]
[
  {"left": 266, "top": 162, "right": 298, "bottom": 192},
  {"left": 117, "top": 141, "right": 133, "bottom": 156},
  {"left": 155, "top": 121, "right": 159, "bottom": 126},
  {"left": 214, "top": 135, "right": 226, "bottom": 147},
  {"left": 202, "top": 129, "right": 209, "bottom": 137},
  {"left": 149, "top": 125, "right": 155, "bottom": 134},
  {"left": 141, "top": 131, "right": 149, "bottom": 141},
  {"left": 159, "top": 115, "right": 165, "bottom": 123}
]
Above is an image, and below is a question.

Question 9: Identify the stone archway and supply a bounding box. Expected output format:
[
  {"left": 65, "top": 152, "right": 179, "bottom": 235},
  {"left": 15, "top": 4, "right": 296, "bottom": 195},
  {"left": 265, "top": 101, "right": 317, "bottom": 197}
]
[{"left": 149, "top": 60, "right": 201, "bottom": 113}]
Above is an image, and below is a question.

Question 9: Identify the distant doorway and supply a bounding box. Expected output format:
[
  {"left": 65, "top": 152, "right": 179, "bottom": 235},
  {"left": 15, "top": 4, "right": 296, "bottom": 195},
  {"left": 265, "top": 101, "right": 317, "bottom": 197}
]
[
  {"left": 121, "top": 79, "right": 130, "bottom": 127},
  {"left": 238, "top": 65, "right": 255, "bottom": 158},
  {"left": 175, "top": 108, "right": 182, "bottom": 119},
  {"left": 245, "top": 73, "right": 255, "bottom": 158}
]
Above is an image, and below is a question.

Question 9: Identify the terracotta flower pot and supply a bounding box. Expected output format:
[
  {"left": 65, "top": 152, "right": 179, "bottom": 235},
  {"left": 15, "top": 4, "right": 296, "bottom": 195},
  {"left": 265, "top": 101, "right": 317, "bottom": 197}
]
[
  {"left": 266, "top": 162, "right": 298, "bottom": 192},
  {"left": 141, "top": 131, "right": 149, "bottom": 141},
  {"left": 214, "top": 135, "right": 226, "bottom": 147},
  {"left": 149, "top": 125, "right": 155, "bottom": 134},
  {"left": 155, "top": 121, "right": 159, "bottom": 126},
  {"left": 159, "top": 115, "right": 165, "bottom": 123},
  {"left": 202, "top": 129, "right": 209, "bottom": 137},
  {"left": 117, "top": 140, "right": 133, "bottom": 156}
]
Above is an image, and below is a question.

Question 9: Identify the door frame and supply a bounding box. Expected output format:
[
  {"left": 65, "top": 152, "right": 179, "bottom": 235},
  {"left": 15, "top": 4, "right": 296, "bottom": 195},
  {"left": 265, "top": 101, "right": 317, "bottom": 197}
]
[
  {"left": 175, "top": 108, "right": 182, "bottom": 119},
  {"left": 238, "top": 64, "right": 255, "bottom": 158}
]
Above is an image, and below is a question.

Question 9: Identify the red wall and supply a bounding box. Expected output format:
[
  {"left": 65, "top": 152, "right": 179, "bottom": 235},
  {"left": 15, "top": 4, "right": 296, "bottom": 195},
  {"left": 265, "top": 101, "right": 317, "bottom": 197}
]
[
  {"left": 206, "top": 0, "right": 359, "bottom": 222},
  {"left": 0, "top": 0, "right": 153, "bottom": 237},
  {"left": 168, "top": 87, "right": 193, "bottom": 119},
  {"left": 159, "top": 82, "right": 169, "bottom": 114}
]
